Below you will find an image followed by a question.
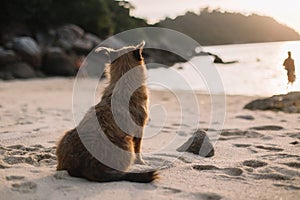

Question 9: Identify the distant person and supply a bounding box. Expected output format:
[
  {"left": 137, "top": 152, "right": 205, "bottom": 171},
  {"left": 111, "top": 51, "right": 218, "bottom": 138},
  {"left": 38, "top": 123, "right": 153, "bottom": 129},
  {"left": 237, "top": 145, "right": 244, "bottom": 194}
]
[{"left": 283, "top": 51, "right": 296, "bottom": 85}]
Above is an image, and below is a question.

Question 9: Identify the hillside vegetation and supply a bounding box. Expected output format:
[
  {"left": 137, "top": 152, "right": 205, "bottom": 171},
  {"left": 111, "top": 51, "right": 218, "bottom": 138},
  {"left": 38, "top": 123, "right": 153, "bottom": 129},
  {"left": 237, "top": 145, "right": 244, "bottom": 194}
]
[
  {"left": 0, "top": 0, "right": 147, "bottom": 39},
  {"left": 157, "top": 9, "right": 300, "bottom": 45},
  {"left": 1, "top": 2, "right": 299, "bottom": 45}
]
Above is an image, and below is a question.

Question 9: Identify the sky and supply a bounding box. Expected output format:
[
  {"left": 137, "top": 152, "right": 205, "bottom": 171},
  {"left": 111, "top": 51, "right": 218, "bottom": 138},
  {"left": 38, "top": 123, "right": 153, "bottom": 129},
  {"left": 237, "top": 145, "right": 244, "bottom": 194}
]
[{"left": 128, "top": 0, "right": 300, "bottom": 34}]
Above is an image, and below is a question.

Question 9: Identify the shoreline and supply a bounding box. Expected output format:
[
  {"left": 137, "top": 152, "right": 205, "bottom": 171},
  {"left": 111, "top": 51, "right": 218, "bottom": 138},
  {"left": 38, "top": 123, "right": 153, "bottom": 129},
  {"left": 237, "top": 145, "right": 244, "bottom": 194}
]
[{"left": 0, "top": 77, "right": 272, "bottom": 98}]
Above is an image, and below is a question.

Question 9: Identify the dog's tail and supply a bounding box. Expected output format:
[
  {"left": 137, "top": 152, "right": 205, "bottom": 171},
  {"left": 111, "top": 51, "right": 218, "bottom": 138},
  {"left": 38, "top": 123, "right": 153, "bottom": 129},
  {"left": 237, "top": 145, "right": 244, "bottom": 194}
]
[
  {"left": 82, "top": 169, "right": 159, "bottom": 183},
  {"left": 121, "top": 170, "right": 159, "bottom": 183}
]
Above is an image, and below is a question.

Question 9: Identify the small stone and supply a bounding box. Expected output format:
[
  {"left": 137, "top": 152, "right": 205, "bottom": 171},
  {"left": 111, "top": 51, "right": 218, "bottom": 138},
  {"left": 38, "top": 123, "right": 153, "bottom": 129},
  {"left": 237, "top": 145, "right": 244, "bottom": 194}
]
[{"left": 177, "top": 129, "right": 214, "bottom": 157}]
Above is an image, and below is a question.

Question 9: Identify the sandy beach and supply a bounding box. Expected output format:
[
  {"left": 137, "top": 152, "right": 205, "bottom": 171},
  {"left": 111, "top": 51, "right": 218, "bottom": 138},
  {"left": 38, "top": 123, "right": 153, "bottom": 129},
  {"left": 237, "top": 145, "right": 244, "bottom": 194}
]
[{"left": 0, "top": 78, "right": 299, "bottom": 200}]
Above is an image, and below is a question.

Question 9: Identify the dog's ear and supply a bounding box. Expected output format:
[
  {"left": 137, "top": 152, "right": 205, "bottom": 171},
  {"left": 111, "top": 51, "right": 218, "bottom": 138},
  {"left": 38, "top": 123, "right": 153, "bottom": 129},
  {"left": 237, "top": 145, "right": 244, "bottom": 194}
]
[
  {"left": 133, "top": 41, "right": 145, "bottom": 61},
  {"left": 136, "top": 40, "right": 145, "bottom": 50},
  {"left": 95, "top": 47, "right": 110, "bottom": 55},
  {"left": 136, "top": 40, "right": 146, "bottom": 49},
  {"left": 95, "top": 46, "right": 112, "bottom": 62}
]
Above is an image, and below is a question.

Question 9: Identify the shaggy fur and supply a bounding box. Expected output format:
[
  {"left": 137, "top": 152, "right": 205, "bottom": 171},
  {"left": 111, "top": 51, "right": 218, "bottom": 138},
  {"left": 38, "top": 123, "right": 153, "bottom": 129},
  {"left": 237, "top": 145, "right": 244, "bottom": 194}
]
[{"left": 56, "top": 41, "right": 158, "bottom": 183}]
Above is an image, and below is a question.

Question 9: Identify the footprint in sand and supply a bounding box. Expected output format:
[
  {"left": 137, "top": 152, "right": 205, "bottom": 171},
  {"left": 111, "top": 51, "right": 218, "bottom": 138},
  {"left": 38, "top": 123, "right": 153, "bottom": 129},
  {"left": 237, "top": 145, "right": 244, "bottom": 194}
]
[
  {"left": 220, "top": 129, "right": 263, "bottom": 139},
  {"left": 290, "top": 141, "right": 299, "bottom": 145},
  {"left": 222, "top": 168, "right": 244, "bottom": 176},
  {"left": 190, "top": 192, "right": 223, "bottom": 200},
  {"left": 260, "top": 153, "right": 300, "bottom": 161},
  {"left": 252, "top": 173, "right": 291, "bottom": 181},
  {"left": 235, "top": 115, "right": 255, "bottom": 120},
  {"left": 6, "top": 175, "right": 25, "bottom": 181},
  {"left": 270, "top": 166, "right": 300, "bottom": 177},
  {"left": 192, "top": 165, "right": 243, "bottom": 176},
  {"left": 233, "top": 144, "right": 261, "bottom": 154},
  {"left": 254, "top": 145, "right": 284, "bottom": 152},
  {"left": 233, "top": 144, "right": 252, "bottom": 148},
  {"left": 11, "top": 181, "right": 37, "bottom": 193},
  {"left": 2, "top": 144, "right": 57, "bottom": 167},
  {"left": 286, "top": 132, "right": 300, "bottom": 139},
  {"left": 273, "top": 184, "right": 300, "bottom": 190},
  {"left": 177, "top": 131, "right": 187, "bottom": 136},
  {"left": 161, "top": 186, "right": 182, "bottom": 194},
  {"left": 242, "top": 160, "right": 267, "bottom": 168},
  {"left": 249, "top": 125, "right": 284, "bottom": 131},
  {"left": 0, "top": 160, "right": 10, "bottom": 169},
  {"left": 159, "top": 187, "right": 223, "bottom": 200},
  {"left": 280, "top": 162, "right": 300, "bottom": 169},
  {"left": 245, "top": 159, "right": 300, "bottom": 181},
  {"left": 193, "top": 165, "right": 219, "bottom": 170},
  {"left": 172, "top": 123, "right": 188, "bottom": 127}
]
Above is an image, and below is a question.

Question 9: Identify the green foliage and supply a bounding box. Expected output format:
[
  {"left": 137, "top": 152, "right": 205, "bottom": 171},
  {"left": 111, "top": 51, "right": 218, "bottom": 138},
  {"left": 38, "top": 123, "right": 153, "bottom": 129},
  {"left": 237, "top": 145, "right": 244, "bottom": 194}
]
[
  {"left": 0, "top": 0, "right": 52, "bottom": 28},
  {"left": 48, "top": 0, "right": 114, "bottom": 37},
  {"left": 0, "top": 0, "right": 147, "bottom": 38},
  {"left": 158, "top": 8, "right": 300, "bottom": 45},
  {"left": 1, "top": 2, "right": 298, "bottom": 44},
  {"left": 105, "top": 0, "right": 147, "bottom": 34}
]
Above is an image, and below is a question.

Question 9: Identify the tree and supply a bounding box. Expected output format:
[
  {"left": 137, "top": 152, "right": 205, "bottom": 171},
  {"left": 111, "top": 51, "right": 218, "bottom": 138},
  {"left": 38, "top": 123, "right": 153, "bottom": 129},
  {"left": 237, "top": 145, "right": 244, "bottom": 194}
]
[{"left": 0, "top": 0, "right": 147, "bottom": 39}]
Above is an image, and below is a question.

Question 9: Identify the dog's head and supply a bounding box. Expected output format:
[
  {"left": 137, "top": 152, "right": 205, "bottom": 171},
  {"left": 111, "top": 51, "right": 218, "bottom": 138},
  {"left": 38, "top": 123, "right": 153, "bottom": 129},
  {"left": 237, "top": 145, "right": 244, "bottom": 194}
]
[
  {"left": 95, "top": 41, "right": 146, "bottom": 80},
  {"left": 95, "top": 41, "right": 145, "bottom": 64}
]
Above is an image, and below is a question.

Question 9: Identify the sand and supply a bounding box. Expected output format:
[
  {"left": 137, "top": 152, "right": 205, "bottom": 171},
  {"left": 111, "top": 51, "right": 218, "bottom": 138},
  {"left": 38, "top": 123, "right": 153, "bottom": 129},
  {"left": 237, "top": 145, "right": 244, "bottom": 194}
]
[{"left": 0, "top": 78, "right": 299, "bottom": 200}]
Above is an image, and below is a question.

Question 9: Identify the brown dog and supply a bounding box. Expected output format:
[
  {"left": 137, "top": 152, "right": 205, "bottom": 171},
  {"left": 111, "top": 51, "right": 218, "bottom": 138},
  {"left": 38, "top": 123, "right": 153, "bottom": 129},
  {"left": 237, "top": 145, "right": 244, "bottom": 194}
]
[{"left": 56, "top": 41, "right": 158, "bottom": 182}]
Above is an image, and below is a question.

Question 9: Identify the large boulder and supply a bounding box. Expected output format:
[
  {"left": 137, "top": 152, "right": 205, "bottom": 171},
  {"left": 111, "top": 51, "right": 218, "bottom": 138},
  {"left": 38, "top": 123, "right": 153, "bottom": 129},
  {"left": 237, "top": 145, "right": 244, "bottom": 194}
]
[
  {"left": 0, "top": 47, "right": 19, "bottom": 67},
  {"left": 0, "top": 47, "right": 36, "bottom": 80},
  {"left": 72, "top": 38, "right": 94, "bottom": 54},
  {"left": 41, "top": 47, "right": 76, "bottom": 76},
  {"left": 35, "top": 30, "right": 56, "bottom": 49},
  {"left": 58, "top": 24, "right": 84, "bottom": 38},
  {"left": 55, "top": 24, "right": 100, "bottom": 54},
  {"left": 10, "top": 62, "right": 36, "bottom": 79},
  {"left": 55, "top": 24, "right": 84, "bottom": 50},
  {"left": 0, "top": 62, "right": 36, "bottom": 79},
  {"left": 11, "top": 37, "right": 42, "bottom": 68},
  {"left": 0, "top": 71, "right": 14, "bottom": 80},
  {"left": 84, "top": 33, "right": 102, "bottom": 47},
  {"left": 244, "top": 92, "right": 300, "bottom": 113},
  {"left": 73, "top": 33, "right": 103, "bottom": 54},
  {"left": 177, "top": 129, "right": 214, "bottom": 157}
]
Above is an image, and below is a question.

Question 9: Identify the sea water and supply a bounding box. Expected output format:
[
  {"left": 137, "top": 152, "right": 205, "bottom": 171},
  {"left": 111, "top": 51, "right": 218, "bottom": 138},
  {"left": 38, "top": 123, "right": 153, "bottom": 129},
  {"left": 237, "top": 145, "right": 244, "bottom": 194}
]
[{"left": 147, "top": 41, "right": 300, "bottom": 96}]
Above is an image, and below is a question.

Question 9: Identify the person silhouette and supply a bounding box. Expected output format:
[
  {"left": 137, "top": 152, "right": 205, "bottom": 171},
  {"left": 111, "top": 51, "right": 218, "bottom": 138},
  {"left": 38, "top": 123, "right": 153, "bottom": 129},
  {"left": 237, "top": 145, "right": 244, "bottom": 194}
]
[{"left": 283, "top": 51, "right": 296, "bottom": 85}]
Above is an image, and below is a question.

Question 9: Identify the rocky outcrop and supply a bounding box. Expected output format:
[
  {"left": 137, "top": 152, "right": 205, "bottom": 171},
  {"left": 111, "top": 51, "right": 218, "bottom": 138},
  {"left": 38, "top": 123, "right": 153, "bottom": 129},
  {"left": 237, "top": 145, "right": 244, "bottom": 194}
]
[
  {"left": 55, "top": 24, "right": 99, "bottom": 54},
  {"left": 0, "top": 24, "right": 103, "bottom": 80},
  {"left": 0, "top": 48, "right": 19, "bottom": 66},
  {"left": 0, "top": 47, "right": 36, "bottom": 80},
  {"left": 5, "top": 62, "right": 36, "bottom": 79},
  {"left": 42, "top": 47, "right": 76, "bottom": 76},
  {"left": 244, "top": 92, "right": 300, "bottom": 113},
  {"left": 11, "top": 37, "right": 42, "bottom": 69},
  {"left": 0, "top": 22, "right": 205, "bottom": 79},
  {"left": 143, "top": 48, "right": 187, "bottom": 67}
]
